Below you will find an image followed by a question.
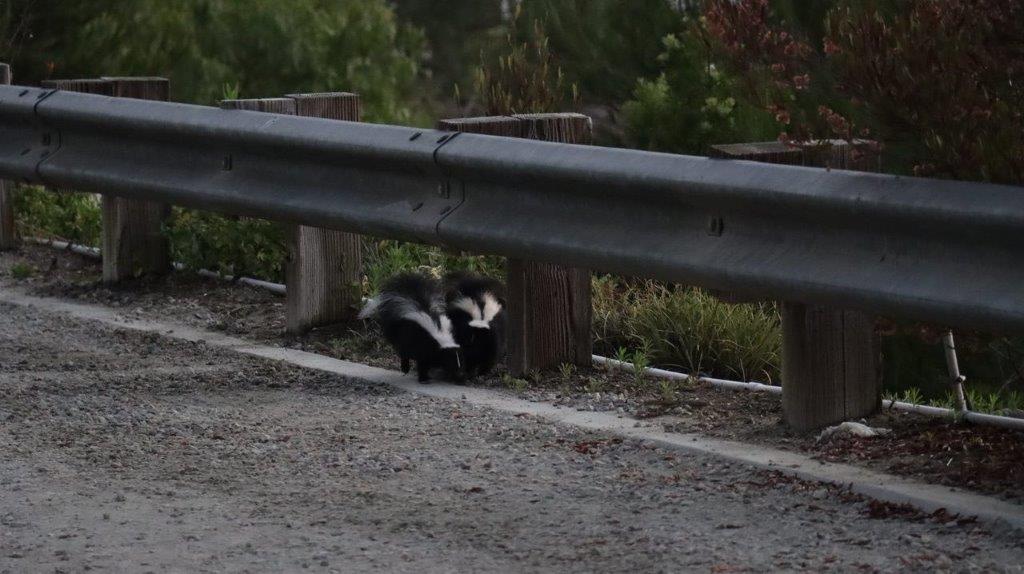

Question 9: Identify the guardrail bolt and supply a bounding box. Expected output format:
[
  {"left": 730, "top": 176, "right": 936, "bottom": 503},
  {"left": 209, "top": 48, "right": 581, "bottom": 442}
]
[
  {"left": 706, "top": 216, "right": 724, "bottom": 236},
  {"left": 222, "top": 155, "right": 233, "bottom": 171},
  {"left": 41, "top": 133, "right": 51, "bottom": 146}
]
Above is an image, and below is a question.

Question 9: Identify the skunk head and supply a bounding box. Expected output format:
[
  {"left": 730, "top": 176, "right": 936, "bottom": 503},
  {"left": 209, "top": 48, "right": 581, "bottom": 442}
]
[{"left": 450, "top": 292, "right": 505, "bottom": 330}]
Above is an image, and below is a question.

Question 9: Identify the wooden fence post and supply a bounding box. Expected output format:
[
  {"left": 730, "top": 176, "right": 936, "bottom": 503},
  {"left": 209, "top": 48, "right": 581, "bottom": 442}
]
[
  {"left": 711, "top": 140, "right": 882, "bottom": 431},
  {"left": 100, "top": 78, "right": 172, "bottom": 282},
  {"left": 221, "top": 94, "right": 365, "bottom": 333},
  {"left": 0, "top": 63, "right": 13, "bottom": 250},
  {"left": 437, "top": 113, "right": 594, "bottom": 375},
  {"left": 42, "top": 77, "right": 172, "bottom": 281},
  {"left": 285, "top": 93, "right": 364, "bottom": 332}
]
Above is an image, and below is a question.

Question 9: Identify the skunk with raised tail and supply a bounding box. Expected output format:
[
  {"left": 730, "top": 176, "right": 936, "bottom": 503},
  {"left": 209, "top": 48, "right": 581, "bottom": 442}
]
[
  {"left": 444, "top": 272, "right": 507, "bottom": 377},
  {"left": 359, "top": 273, "right": 465, "bottom": 383}
]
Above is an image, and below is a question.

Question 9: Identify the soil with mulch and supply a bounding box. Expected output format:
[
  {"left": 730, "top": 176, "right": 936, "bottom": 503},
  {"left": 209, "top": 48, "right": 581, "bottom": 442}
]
[{"left": 3, "top": 242, "right": 1023, "bottom": 504}]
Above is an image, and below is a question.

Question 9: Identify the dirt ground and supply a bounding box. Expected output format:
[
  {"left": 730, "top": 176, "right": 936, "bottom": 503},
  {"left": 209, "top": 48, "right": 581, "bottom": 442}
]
[
  {"left": 6, "top": 295, "right": 1024, "bottom": 572},
  {"left": 5, "top": 243, "right": 1024, "bottom": 506}
]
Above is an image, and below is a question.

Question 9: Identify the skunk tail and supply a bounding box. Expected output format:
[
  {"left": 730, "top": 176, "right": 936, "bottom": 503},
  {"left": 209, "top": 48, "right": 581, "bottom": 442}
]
[{"left": 357, "top": 296, "right": 380, "bottom": 320}]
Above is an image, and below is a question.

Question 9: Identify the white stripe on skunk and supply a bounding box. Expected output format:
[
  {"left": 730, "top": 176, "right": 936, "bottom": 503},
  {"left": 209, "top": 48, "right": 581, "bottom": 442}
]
[
  {"left": 451, "top": 292, "right": 502, "bottom": 329},
  {"left": 403, "top": 310, "right": 459, "bottom": 349},
  {"left": 359, "top": 294, "right": 458, "bottom": 349}
]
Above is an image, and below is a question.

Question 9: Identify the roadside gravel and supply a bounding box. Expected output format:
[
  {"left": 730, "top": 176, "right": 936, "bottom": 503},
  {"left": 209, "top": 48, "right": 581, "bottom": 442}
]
[
  {"left": 2, "top": 302, "right": 1024, "bottom": 572},
  {"left": 5, "top": 244, "right": 1024, "bottom": 504}
]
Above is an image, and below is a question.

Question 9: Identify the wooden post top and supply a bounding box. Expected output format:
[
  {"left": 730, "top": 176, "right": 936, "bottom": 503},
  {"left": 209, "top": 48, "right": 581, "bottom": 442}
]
[
  {"left": 710, "top": 139, "right": 880, "bottom": 172},
  {"left": 40, "top": 78, "right": 115, "bottom": 95},
  {"left": 286, "top": 92, "right": 361, "bottom": 121},
  {"left": 41, "top": 77, "right": 170, "bottom": 101},
  {"left": 219, "top": 98, "right": 297, "bottom": 114},
  {"left": 437, "top": 113, "right": 592, "bottom": 144}
]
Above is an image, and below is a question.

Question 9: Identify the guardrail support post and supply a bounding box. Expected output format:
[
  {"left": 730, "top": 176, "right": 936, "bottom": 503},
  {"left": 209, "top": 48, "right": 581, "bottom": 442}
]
[
  {"left": 101, "top": 78, "right": 172, "bottom": 282},
  {"left": 0, "top": 63, "right": 13, "bottom": 250},
  {"left": 43, "top": 77, "right": 173, "bottom": 282},
  {"left": 711, "top": 141, "right": 882, "bottom": 431},
  {"left": 285, "top": 93, "right": 364, "bottom": 333},
  {"left": 221, "top": 94, "right": 365, "bottom": 333},
  {"left": 438, "top": 113, "right": 594, "bottom": 375},
  {"left": 41, "top": 78, "right": 171, "bottom": 280}
]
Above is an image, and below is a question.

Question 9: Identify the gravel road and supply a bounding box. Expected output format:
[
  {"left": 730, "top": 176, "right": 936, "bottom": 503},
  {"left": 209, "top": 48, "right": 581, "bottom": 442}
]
[{"left": 2, "top": 302, "right": 1023, "bottom": 573}]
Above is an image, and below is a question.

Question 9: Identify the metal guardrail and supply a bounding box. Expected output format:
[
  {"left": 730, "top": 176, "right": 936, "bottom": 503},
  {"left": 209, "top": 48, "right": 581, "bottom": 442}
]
[{"left": 2, "top": 84, "right": 1024, "bottom": 332}]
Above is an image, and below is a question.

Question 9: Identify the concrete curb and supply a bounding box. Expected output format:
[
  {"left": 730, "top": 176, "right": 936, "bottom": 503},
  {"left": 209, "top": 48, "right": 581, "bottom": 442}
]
[{"left": 3, "top": 288, "right": 1023, "bottom": 532}]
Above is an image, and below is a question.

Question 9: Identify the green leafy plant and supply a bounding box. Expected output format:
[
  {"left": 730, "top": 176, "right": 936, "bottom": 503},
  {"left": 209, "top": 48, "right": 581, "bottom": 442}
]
[
  {"left": 899, "top": 387, "right": 925, "bottom": 406},
  {"left": 362, "top": 239, "right": 504, "bottom": 295},
  {"left": 501, "top": 373, "right": 529, "bottom": 392},
  {"left": 164, "top": 208, "right": 287, "bottom": 282},
  {"left": 558, "top": 362, "right": 577, "bottom": 380},
  {"left": 658, "top": 378, "right": 679, "bottom": 405},
  {"left": 965, "top": 389, "right": 1024, "bottom": 414},
  {"left": 473, "top": 5, "right": 578, "bottom": 115},
  {"left": 621, "top": 29, "right": 775, "bottom": 154},
  {"left": 10, "top": 262, "right": 34, "bottom": 279},
  {"left": 221, "top": 82, "right": 240, "bottom": 101},
  {"left": 10, "top": 0, "right": 428, "bottom": 123},
  {"left": 631, "top": 348, "right": 650, "bottom": 385},
  {"left": 14, "top": 185, "right": 102, "bottom": 246},
  {"left": 617, "top": 281, "right": 781, "bottom": 383},
  {"left": 927, "top": 391, "right": 956, "bottom": 411},
  {"left": 584, "top": 376, "right": 607, "bottom": 394}
]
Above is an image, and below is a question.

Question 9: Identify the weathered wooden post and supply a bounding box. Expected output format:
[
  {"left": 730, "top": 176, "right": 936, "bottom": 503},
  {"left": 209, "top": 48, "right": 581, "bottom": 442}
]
[
  {"left": 0, "top": 63, "right": 13, "bottom": 250},
  {"left": 710, "top": 140, "right": 882, "bottom": 431},
  {"left": 221, "top": 94, "right": 365, "bottom": 333},
  {"left": 100, "top": 78, "right": 172, "bottom": 282},
  {"left": 41, "top": 77, "right": 172, "bottom": 281},
  {"left": 437, "top": 113, "right": 594, "bottom": 375},
  {"left": 285, "top": 93, "right": 364, "bottom": 332}
]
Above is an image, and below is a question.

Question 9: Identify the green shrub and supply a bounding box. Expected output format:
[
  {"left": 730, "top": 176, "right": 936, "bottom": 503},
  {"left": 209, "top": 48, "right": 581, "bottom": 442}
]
[
  {"left": 591, "top": 274, "right": 636, "bottom": 353},
  {"left": 14, "top": 186, "right": 102, "bottom": 246},
  {"left": 363, "top": 239, "right": 504, "bottom": 293},
  {"left": 592, "top": 277, "right": 781, "bottom": 383},
  {"left": 10, "top": 263, "right": 34, "bottom": 279},
  {"left": 164, "top": 209, "right": 287, "bottom": 282},
  {"left": 10, "top": 0, "right": 428, "bottom": 124},
  {"left": 627, "top": 282, "right": 781, "bottom": 383},
  {"left": 620, "top": 28, "right": 777, "bottom": 154}
]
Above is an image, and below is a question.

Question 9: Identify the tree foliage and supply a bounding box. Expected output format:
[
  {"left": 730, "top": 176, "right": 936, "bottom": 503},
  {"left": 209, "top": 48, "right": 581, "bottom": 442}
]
[
  {"left": 391, "top": 0, "right": 504, "bottom": 99},
  {"left": 621, "top": 27, "right": 776, "bottom": 154},
  {"left": 705, "top": 0, "right": 1024, "bottom": 183},
  {"left": 473, "top": 7, "right": 577, "bottom": 116},
  {"left": 1, "top": 0, "right": 427, "bottom": 123},
  {"left": 516, "top": 0, "right": 687, "bottom": 104}
]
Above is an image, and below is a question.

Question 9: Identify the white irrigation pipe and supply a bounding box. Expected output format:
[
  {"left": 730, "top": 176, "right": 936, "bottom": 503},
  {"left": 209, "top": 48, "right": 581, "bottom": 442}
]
[
  {"left": 26, "top": 237, "right": 286, "bottom": 295},
  {"left": 24, "top": 237, "right": 1024, "bottom": 431},
  {"left": 28, "top": 237, "right": 101, "bottom": 259},
  {"left": 593, "top": 355, "right": 1024, "bottom": 431},
  {"left": 591, "top": 355, "right": 782, "bottom": 394}
]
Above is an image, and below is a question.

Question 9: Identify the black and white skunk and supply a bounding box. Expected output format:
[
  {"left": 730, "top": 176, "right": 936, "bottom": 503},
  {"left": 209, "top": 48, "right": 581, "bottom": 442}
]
[
  {"left": 444, "top": 272, "right": 507, "bottom": 378},
  {"left": 359, "top": 273, "right": 465, "bottom": 383}
]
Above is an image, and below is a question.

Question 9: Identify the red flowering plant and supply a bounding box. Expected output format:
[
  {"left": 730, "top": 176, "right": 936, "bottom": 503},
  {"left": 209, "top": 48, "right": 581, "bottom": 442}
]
[
  {"left": 703, "top": 0, "right": 852, "bottom": 153},
  {"left": 824, "top": 0, "right": 1023, "bottom": 183},
  {"left": 704, "top": 0, "right": 1024, "bottom": 184}
]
